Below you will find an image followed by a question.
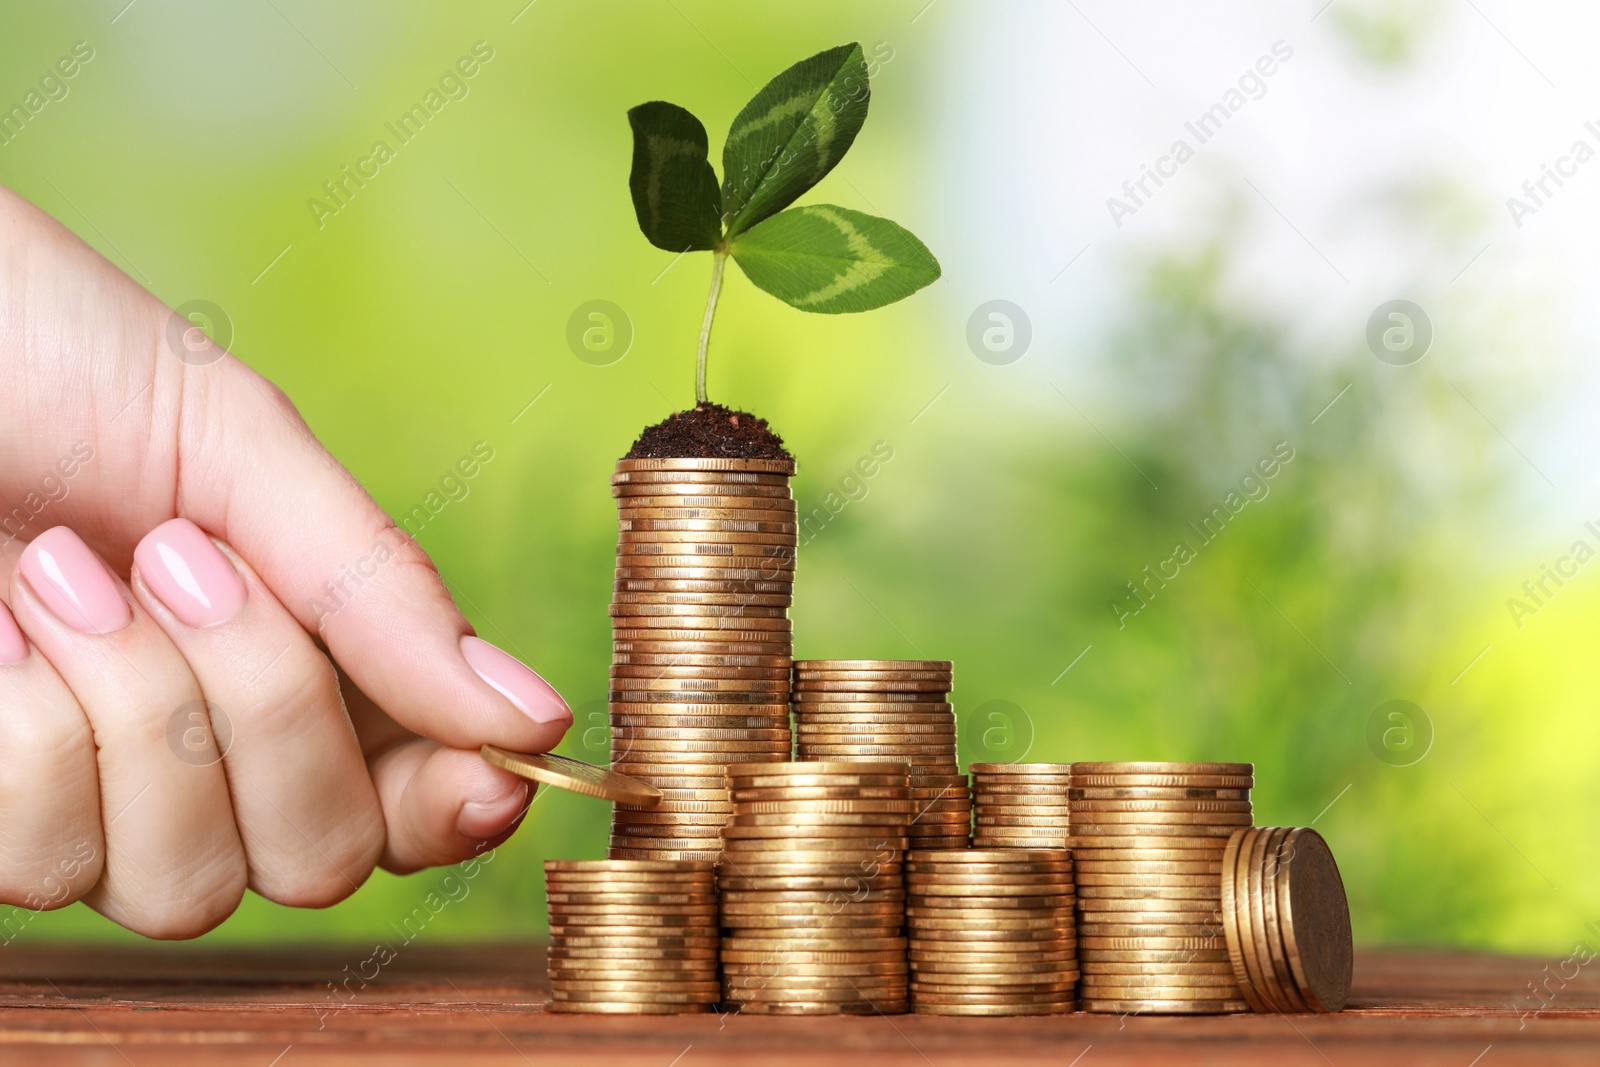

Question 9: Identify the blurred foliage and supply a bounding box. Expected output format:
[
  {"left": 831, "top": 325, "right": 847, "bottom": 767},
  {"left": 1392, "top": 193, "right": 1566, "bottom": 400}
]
[{"left": 0, "top": 0, "right": 1590, "bottom": 959}]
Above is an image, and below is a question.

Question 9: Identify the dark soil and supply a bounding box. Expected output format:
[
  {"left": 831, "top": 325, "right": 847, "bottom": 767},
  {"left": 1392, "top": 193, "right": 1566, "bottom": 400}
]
[{"left": 624, "top": 403, "right": 792, "bottom": 461}]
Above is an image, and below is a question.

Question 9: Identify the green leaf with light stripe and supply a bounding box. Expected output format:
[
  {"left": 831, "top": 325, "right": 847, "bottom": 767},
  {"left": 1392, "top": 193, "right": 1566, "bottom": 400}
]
[
  {"left": 728, "top": 204, "right": 940, "bottom": 314},
  {"left": 721, "top": 43, "right": 870, "bottom": 239},
  {"left": 627, "top": 101, "right": 722, "bottom": 252}
]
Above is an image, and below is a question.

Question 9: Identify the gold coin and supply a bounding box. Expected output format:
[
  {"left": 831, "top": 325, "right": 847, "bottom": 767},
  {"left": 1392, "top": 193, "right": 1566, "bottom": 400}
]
[
  {"left": 793, "top": 668, "right": 952, "bottom": 679},
  {"left": 908, "top": 928, "right": 1069, "bottom": 945},
  {"left": 546, "top": 873, "right": 717, "bottom": 887},
  {"left": 611, "top": 727, "right": 790, "bottom": 742},
  {"left": 1076, "top": 922, "right": 1223, "bottom": 939},
  {"left": 905, "top": 879, "right": 1068, "bottom": 895},
  {"left": 1079, "top": 935, "right": 1226, "bottom": 951},
  {"left": 719, "top": 844, "right": 906, "bottom": 860},
  {"left": 1075, "top": 872, "right": 1220, "bottom": 888},
  {"left": 726, "top": 762, "right": 908, "bottom": 777},
  {"left": 906, "top": 849, "right": 1064, "bottom": 864},
  {"left": 1069, "top": 835, "right": 1233, "bottom": 850},
  {"left": 617, "top": 531, "right": 797, "bottom": 548},
  {"left": 1072, "top": 774, "right": 1253, "bottom": 789},
  {"left": 722, "top": 918, "right": 906, "bottom": 932},
  {"left": 1066, "top": 810, "right": 1252, "bottom": 827},
  {"left": 612, "top": 657, "right": 792, "bottom": 672},
  {"left": 617, "top": 506, "right": 797, "bottom": 523},
  {"left": 910, "top": 950, "right": 1077, "bottom": 965},
  {"left": 729, "top": 786, "right": 913, "bottom": 802},
  {"left": 1274, "top": 827, "right": 1352, "bottom": 1012},
  {"left": 614, "top": 487, "right": 794, "bottom": 503},
  {"left": 1079, "top": 998, "right": 1249, "bottom": 1014},
  {"left": 909, "top": 1002, "right": 1073, "bottom": 1016},
  {"left": 1069, "top": 797, "right": 1251, "bottom": 812},
  {"left": 1078, "top": 948, "right": 1232, "bottom": 963},
  {"left": 723, "top": 823, "right": 909, "bottom": 839},
  {"left": 719, "top": 888, "right": 903, "bottom": 904},
  {"left": 795, "top": 722, "right": 956, "bottom": 734},
  {"left": 907, "top": 895, "right": 1072, "bottom": 911},
  {"left": 611, "top": 741, "right": 791, "bottom": 755},
  {"left": 1077, "top": 885, "right": 1221, "bottom": 900},
  {"left": 547, "top": 891, "right": 717, "bottom": 905},
  {"left": 720, "top": 902, "right": 904, "bottom": 918},
  {"left": 612, "top": 472, "right": 791, "bottom": 488},
  {"left": 551, "top": 931, "right": 718, "bottom": 946},
  {"left": 616, "top": 556, "right": 794, "bottom": 574},
  {"left": 612, "top": 640, "right": 791, "bottom": 656},
  {"left": 907, "top": 990, "right": 1075, "bottom": 1005},
  {"left": 548, "top": 923, "right": 719, "bottom": 939},
  {"left": 721, "top": 960, "right": 906, "bottom": 975},
  {"left": 1073, "top": 761, "right": 1251, "bottom": 776},
  {"left": 550, "top": 983, "right": 723, "bottom": 999},
  {"left": 1078, "top": 972, "right": 1238, "bottom": 988},
  {"left": 796, "top": 660, "right": 953, "bottom": 671},
  {"left": 735, "top": 1001, "right": 907, "bottom": 1015},
  {"left": 608, "top": 706, "right": 789, "bottom": 719},
  {"left": 972, "top": 814, "right": 1069, "bottom": 827},
  {"left": 1241, "top": 825, "right": 1291, "bottom": 1013},
  {"left": 793, "top": 681, "right": 950, "bottom": 693},
  {"left": 551, "top": 900, "right": 720, "bottom": 916},
  {"left": 722, "top": 936, "right": 906, "bottom": 953},
  {"left": 1070, "top": 786, "right": 1252, "bottom": 801},
  {"left": 609, "top": 663, "right": 792, "bottom": 679},
  {"left": 1079, "top": 960, "right": 1235, "bottom": 976},
  {"left": 613, "top": 458, "right": 795, "bottom": 474},
  {"left": 793, "top": 690, "right": 947, "bottom": 702},
  {"left": 545, "top": 859, "right": 714, "bottom": 875},
  {"left": 1077, "top": 986, "right": 1243, "bottom": 1003},
  {"left": 615, "top": 578, "right": 792, "bottom": 594},
  {"left": 789, "top": 704, "right": 955, "bottom": 716},
  {"left": 736, "top": 799, "right": 918, "bottom": 815},
  {"left": 1261, "top": 826, "right": 1313, "bottom": 1013},
  {"left": 480, "top": 747, "right": 660, "bottom": 806},
  {"left": 904, "top": 864, "right": 1069, "bottom": 879},
  {"left": 970, "top": 762, "right": 1073, "bottom": 775},
  {"left": 615, "top": 569, "right": 794, "bottom": 585},
  {"left": 547, "top": 1002, "right": 716, "bottom": 1014},
  {"left": 611, "top": 713, "right": 783, "bottom": 729},
  {"left": 1071, "top": 847, "right": 1229, "bottom": 862},
  {"left": 612, "top": 594, "right": 794, "bottom": 612},
  {"left": 547, "top": 957, "right": 717, "bottom": 973},
  {"left": 602, "top": 854, "right": 720, "bottom": 865},
  {"left": 1071, "top": 821, "right": 1242, "bottom": 837},
  {"left": 907, "top": 915, "right": 1065, "bottom": 931},
  {"left": 611, "top": 601, "right": 791, "bottom": 619},
  {"left": 1076, "top": 860, "right": 1223, "bottom": 875},
  {"left": 548, "top": 951, "right": 718, "bottom": 965}
]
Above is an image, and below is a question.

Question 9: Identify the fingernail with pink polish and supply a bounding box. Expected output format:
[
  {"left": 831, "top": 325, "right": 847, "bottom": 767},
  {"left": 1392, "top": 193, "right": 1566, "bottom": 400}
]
[
  {"left": 0, "top": 602, "right": 28, "bottom": 665},
  {"left": 460, "top": 636, "right": 573, "bottom": 725},
  {"left": 134, "top": 519, "right": 247, "bottom": 628},
  {"left": 457, "top": 779, "right": 529, "bottom": 839},
  {"left": 19, "top": 527, "right": 132, "bottom": 634}
]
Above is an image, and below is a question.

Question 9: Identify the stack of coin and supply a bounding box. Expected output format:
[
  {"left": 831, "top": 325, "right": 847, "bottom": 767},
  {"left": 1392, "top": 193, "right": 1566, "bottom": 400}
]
[
  {"left": 608, "top": 457, "right": 798, "bottom": 862},
  {"left": 544, "top": 860, "right": 720, "bottom": 1014},
  {"left": 1068, "top": 761, "right": 1255, "bottom": 1014},
  {"left": 1221, "top": 826, "right": 1352, "bottom": 1013},
  {"left": 792, "top": 661, "right": 968, "bottom": 849},
  {"left": 718, "top": 761, "right": 912, "bottom": 1014},
  {"left": 972, "top": 763, "right": 1073, "bottom": 849},
  {"left": 905, "top": 850, "right": 1079, "bottom": 1015}
]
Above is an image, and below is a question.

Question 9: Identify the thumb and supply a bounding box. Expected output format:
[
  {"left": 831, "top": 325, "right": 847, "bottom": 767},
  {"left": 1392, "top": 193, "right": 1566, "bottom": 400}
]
[{"left": 178, "top": 356, "right": 573, "bottom": 752}]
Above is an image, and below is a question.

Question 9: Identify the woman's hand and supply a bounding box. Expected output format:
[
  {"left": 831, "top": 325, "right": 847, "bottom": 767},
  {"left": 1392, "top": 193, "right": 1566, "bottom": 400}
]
[{"left": 0, "top": 185, "right": 571, "bottom": 938}]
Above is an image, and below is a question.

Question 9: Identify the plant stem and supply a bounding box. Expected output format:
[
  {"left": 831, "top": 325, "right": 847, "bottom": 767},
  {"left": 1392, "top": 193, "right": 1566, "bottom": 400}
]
[{"left": 696, "top": 249, "right": 728, "bottom": 406}]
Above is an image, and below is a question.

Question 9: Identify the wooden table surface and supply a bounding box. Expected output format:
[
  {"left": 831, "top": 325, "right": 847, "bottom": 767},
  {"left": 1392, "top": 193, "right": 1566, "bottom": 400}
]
[{"left": 0, "top": 945, "right": 1592, "bottom": 1065}]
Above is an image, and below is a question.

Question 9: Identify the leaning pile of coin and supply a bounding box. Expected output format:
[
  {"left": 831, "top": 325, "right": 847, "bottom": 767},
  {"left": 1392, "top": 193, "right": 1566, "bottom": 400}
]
[
  {"left": 792, "top": 661, "right": 968, "bottom": 850},
  {"left": 1069, "top": 761, "right": 1254, "bottom": 1013},
  {"left": 608, "top": 457, "right": 798, "bottom": 862},
  {"left": 1222, "top": 826, "right": 1352, "bottom": 1013},
  {"left": 544, "top": 860, "right": 720, "bottom": 1014},
  {"left": 718, "top": 761, "right": 912, "bottom": 1014},
  {"left": 972, "top": 763, "right": 1072, "bottom": 849},
  {"left": 905, "top": 850, "right": 1079, "bottom": 1015}
]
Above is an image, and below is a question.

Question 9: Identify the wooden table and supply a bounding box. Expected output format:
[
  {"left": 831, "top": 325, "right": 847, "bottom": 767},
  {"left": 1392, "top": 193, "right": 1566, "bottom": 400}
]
[{"left": 0, "top": 945, "right": 1592, "bottom": 1064}]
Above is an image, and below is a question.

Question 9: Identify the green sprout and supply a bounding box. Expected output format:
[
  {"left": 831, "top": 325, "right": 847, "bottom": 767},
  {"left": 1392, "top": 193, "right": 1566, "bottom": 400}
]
[{"left": 628, "top": 43, "right": 941, "bottom": 404}]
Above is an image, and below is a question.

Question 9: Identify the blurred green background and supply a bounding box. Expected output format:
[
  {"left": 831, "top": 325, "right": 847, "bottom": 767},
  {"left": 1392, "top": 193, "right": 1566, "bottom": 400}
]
[{"left": 2, "top": 0, "right": 1594, "bottom": 957}]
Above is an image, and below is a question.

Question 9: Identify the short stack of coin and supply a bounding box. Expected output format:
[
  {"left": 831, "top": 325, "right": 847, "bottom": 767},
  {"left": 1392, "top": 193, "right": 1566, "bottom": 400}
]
[
  {"left": 1069, "top": 761, "right": 1254, "bottom": 1014},
  {"left": 905, "top": 850, "right": 1079, "bottom": 1015},
  {"left": 792, "top": 661, "right": 968, "bottom": 850},
  {"left": 1221, "top": 826, "right": 1353, "bottom": 1014},
  {"left": 718, "top": 761, "right": 912, "bottom": 1014},
  {"left": 972, "top": 763, "right": 1073, "bottom": 849},
  {"left": 544, "top": 860, "right": 720, "bottom": 1014},
  {"left": 608, "top": 457, "right": 798, "bottom": 862}
]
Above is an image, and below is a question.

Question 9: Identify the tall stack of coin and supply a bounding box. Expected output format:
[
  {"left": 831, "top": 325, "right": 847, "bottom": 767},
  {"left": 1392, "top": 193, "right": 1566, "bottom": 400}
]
[
  {"left": 792, "top": 661, "right": 968, "bottom": 849},
  {"left": 972, "top": 763, "right": 1073, "bottom": 849},
  {"left": 1068, "top": 761, "right": 1254, "bottom": 1013},
  {"left": 1221, "top": 826, "right": 1352, "bottom": 1014},
  {"left": 718, "top": 761, "right": 912, "bottom": 1014},
  {"left": 544, "top": 860, "right": 720, "bottom": 1014},
  {"left": 905, "top": 850, "right": 1079, "bottom": 1015},
  {"left": 608, "top": 457, "right": 798, "bottom": 862}
]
